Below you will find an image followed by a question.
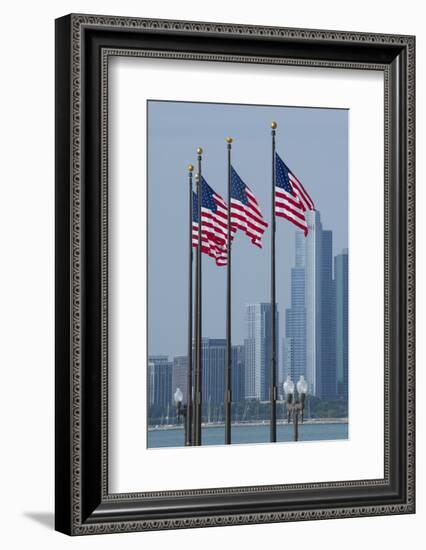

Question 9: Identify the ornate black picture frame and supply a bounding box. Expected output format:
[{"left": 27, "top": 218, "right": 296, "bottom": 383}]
[{"left": 55, "top": 14, "right": 415, "bottom": 535}]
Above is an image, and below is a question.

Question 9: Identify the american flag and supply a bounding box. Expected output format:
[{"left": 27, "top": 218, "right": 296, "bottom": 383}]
[
  {"left": 192, "top": 177, "right": 228, "bottom": 266},
  {"left": 275, "top": 153, "right": 315, "bottom": 236},
  {"left": 230, "top": 166, "right": 268, "bottom": 248}
]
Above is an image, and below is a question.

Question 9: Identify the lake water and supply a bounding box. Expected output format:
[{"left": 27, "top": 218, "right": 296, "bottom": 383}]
[{"left": 148, "top": 422, "right": 348, "bottom": 448}]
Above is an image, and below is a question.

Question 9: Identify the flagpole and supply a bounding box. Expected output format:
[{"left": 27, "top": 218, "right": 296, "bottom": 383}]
[
  {"left": 186, "top": 164, "right": 194, "bottom": 446},
  {"left": 270, "top": 121, "right": 277, "bottom": 443},
  {"left": 194, "top": 147, "right": 203, "bottom": 446},
  {"left": 225, "top": 137, "right": 233, "bottom": 444}
]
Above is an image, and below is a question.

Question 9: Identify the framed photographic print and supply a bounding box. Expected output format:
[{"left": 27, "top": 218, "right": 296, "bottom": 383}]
[{"left": 55, "top": 14, "right": 415, "bottom": 535}]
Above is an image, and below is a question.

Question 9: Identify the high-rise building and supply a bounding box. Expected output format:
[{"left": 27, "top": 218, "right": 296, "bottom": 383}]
[
  {"left": 148, "top": 355, "right": 173, "bottom": 408},
  {"left": 304, "top": 210, "right": 323, "bottom": 396},
  {"left": 169, "top": 342, "right": 245, "bottom": 411},
  {"left": 283, "top": 232, "right": 306, "bottom": 386},
  {"left": 244, "top": 303, "right": 279, "bottom": 401},
  {"left": 335, "top": 249, "right": 349, "bottom": 400},
  {"left": 172, "top": 355, "right": 188, "bottom": 402},
  {"left": 319, "top": 229, "right": 336, "bottom": 399},
  {"left": 232, "top": 344, "right": 245, "bottom": 402},
  {"left": 201, "top": 338, "right": 225, "bottom": 405},
  {"left": 298, "top": 210, "right": 337, "bottom": 398},
  {"left": 283, "top": 271, "right": 307, "bottom": 383}
]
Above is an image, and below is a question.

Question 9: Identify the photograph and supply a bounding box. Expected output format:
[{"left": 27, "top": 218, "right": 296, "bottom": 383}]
[
  {"left": 146, "top": 100, "right": 349, "bottom": 448},
  {"left": 53, "top": 11, "right": 415, "bottom": 537}
]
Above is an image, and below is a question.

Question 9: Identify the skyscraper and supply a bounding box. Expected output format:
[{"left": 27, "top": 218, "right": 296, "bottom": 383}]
[
  {"left": 201, "top": 338, "right": 225, "bottom": 405},
  {"left": 283, "top": 232, "right": 306, "bottom": 386},
  {"left": 232, "top": 344, "right": 245, "bottom": 402},
  {"left": 172, "top": 355, "right": 188, "bottom": 402},
  {"left": 335, "top": 249, "right": 349, "bottom": 400},
  {"left": 319, "top": 229, "right": 336, "bottom": 399},
  {"left": 294, "top": 210, "right": 337, "bottom": 398},
  {"left": 169, "top": 342, "right": 245, "bottom": 414},
  {"left": 244, "top": 303, "right": 279, "bottom": 401},
  {"left": 304, "top": 210, "right": 323, "bottom": 396},
  {"left": 148, "top": 355, "right": 173, "bottom": 408}
]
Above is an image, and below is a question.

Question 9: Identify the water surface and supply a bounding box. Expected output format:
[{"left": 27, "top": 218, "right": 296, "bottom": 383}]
[{"left": 148, "top": 422, "right": 348, "bottom": 448}]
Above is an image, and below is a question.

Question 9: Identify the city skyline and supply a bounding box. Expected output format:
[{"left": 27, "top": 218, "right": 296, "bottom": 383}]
[
  {"left": 148, "top": 226, "right": 349, "bottom": 415},
  {"left": 284, "top": 211, "right": 348, "bottom": 400},
  {"left": 147, "top": 221, "right": 348, "bottom": 360}
]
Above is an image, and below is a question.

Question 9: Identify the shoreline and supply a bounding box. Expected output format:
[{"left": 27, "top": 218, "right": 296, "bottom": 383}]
[{"left": 148, "top": 418, "right": 348, "bottom": 432}]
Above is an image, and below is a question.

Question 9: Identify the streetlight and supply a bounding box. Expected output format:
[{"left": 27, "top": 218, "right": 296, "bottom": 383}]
[
  {"left": 174, "top": 387, "right": 189, "bottom": 446},
  {"left": 283, "top": 375, "right": 308, "bottom": 441}
]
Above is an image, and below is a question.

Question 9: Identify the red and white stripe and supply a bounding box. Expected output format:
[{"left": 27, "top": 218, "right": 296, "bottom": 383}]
[
  {"left": 275, "top": 182, "right": 309, "bottom": 236},
  {"left": 230, "top": 187, "right": 268, "bottom": 248},
  {"left": 289, "top": 170, "right": 315, "bottom": 212},
  {"left": 192, "top": 193, "right": 229, "bottom": 267}
]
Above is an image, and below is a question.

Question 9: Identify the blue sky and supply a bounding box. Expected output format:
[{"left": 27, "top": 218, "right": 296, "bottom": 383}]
[{"left": 147, "top": 101, "right": 348, "bottom": 357}]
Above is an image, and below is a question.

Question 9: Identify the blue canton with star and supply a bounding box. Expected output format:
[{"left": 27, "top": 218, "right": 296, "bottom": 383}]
[
  {"left": 230, "top": 167, "right": 249, "bottom": 205},
  {"left": 201, "top": 177, "right": 218, "bottom": 212},
  {"left": 275, "top": 153, "right": 293, "bottom": 194}
]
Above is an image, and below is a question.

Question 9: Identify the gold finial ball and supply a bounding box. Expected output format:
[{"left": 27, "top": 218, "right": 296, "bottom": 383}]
[
  {"left": 197, "top": 147, "right": 203, "bottom": 155},
  {"left": 271, "top": 121, "right": 277, "bottom": 129},
  {"left": 188, "top": 164, "right": 194, "bottom": 172},
  {"left": 226, "top": 137, "right": 233, "bottom": 144}
]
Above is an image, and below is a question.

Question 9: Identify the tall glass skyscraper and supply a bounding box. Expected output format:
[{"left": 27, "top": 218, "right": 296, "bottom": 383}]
[
  {"left": 286, "top": 210, "right": 337, "bottom": 399},
  {"left": 304, "top": 210, "right": 323, "bottom": 396},
  {"left": 320, "top": 229, "right": 337, "bottom": 399},
  {"left": 283, "top": 232, "right": 306, "bottom": 386},
  {"left": 244, "top": 303, "right": 279, "bottom": 401},
  {"left": 335, "top": 249, "right": 349, "bottom": 400}
]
